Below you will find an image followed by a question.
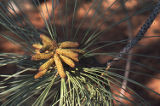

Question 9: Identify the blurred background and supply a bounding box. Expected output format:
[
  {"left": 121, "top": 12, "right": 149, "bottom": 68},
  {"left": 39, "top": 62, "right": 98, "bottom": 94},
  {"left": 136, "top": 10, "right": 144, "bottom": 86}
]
[{"left": 0, "top": 0, "right": 160, "bottom": 105}]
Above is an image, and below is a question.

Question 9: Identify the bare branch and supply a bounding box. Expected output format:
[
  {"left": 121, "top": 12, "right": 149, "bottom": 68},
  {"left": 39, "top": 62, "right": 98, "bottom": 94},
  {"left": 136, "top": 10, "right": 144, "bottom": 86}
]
[{"left": 106, "top": 1, "right": 160, "bottom": 69}]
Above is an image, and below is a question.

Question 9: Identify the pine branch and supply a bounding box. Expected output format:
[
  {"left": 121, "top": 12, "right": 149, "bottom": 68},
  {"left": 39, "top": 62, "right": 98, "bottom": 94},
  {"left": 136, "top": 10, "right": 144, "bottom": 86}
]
[
  {"left": 106, "top": 1, "right": 160, "bottom": 69},
  {"left": 119, "top": 0, "right": 133, "bottom": 99}
]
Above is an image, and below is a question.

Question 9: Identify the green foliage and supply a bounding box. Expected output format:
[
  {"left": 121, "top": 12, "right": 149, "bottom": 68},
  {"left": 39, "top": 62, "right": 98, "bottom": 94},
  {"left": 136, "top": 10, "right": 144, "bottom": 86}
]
[{"left": 0, "top": 0, "right": 160, "bottom": 105}]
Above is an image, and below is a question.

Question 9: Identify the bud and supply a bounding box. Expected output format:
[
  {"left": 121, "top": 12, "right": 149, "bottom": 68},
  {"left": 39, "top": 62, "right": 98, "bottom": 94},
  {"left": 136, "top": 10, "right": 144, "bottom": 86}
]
[
  {"left": 56, "top": 48, "right": 78, "bottom": 58},
  {"left": 68, "top": 49, "right": 85, "bottom": 54},
  {"left": 39, "top": 58, "right": 54, "bottom": 71},
  {"left": 59, "top": 41, "right": 79, "bottom": 48},
  {"left": 54, "top": 53, "right": 66, "bottom": 78},
  {"left": 40, "top": 34, "right": 53, "bottom": 46},
  {"left": 60, "top": 55, "right": 75, "bottom": 68},
  {"left": 34, "top": 69, "right": 47, "bottom": 79},
  {"left": 31, "top": 52, "right": 53, "bottom": 60},
  {"left": 32, "top": 43, "right": 42, "bottom": 49}
]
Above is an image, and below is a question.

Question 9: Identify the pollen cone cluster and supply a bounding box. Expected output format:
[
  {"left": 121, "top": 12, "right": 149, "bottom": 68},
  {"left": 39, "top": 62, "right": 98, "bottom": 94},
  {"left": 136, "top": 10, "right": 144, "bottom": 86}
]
[{"left": 32, "top": 34, "right": 85, "bottom": 79}]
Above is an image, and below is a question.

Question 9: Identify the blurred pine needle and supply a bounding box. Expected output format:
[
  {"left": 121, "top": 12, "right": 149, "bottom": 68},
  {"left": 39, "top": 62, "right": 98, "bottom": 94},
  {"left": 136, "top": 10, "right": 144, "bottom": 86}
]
[{"left": 0, "top": 0, "right": 160, "bottom": 105}]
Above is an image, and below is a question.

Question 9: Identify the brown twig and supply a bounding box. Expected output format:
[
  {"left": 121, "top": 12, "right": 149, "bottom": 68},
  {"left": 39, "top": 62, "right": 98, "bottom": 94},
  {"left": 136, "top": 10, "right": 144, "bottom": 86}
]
[
  {"left": 106, "top": 1, "right": 160, "bottom": 70},
  {"left": 119, "top": 0, "right": 134, "bottom": 99}
]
